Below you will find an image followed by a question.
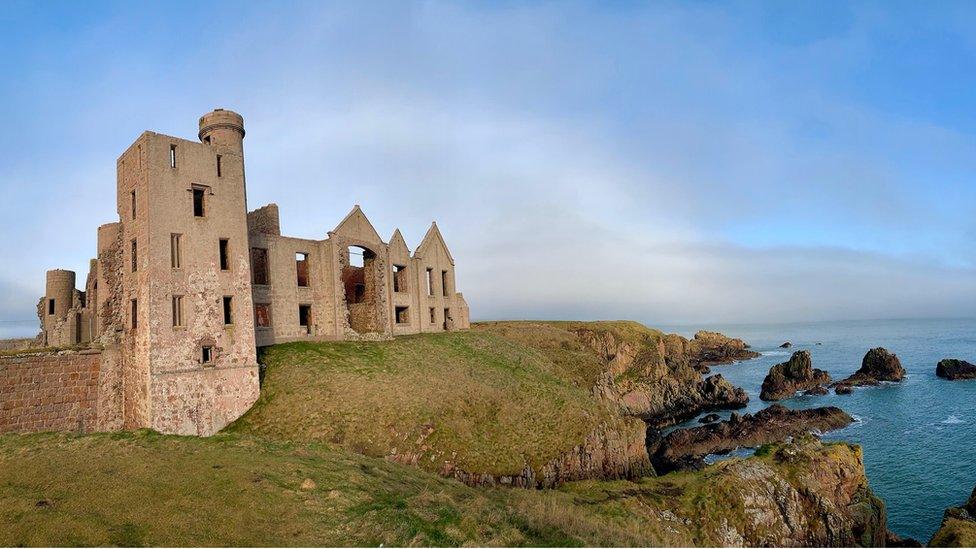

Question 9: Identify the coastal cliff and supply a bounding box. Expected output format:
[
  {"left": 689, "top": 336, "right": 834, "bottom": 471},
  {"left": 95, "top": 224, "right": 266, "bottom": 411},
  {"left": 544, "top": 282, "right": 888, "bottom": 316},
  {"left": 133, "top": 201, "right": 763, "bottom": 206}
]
[{"left": 930, "top": 488, "right": 976, "bottom": 547}]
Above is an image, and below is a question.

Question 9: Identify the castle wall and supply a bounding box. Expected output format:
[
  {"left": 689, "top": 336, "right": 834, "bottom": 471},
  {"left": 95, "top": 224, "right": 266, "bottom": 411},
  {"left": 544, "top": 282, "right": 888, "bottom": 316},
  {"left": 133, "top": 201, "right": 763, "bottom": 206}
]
[{"left": 0, "top": 349, "right": 122, "bottom": 434}]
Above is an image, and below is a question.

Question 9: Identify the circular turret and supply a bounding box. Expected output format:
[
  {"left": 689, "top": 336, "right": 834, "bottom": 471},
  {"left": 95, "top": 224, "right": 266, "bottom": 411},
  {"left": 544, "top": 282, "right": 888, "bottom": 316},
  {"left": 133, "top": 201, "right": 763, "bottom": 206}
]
[
  {"left": 45, "top": 269, "right": 76, "bottom": 320},
  {"left": 198, "top": 108, "right": 245, "bottom": 148}
]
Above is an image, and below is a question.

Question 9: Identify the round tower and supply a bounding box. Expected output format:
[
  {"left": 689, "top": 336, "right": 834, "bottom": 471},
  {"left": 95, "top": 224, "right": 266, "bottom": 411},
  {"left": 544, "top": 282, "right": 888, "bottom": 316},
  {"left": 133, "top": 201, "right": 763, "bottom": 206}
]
[
  {"left": 45, "top": 269, "right": 76, "bottom": 320},
  {"left": 198, "top": 108, "right": 245, "bottom": 151}
]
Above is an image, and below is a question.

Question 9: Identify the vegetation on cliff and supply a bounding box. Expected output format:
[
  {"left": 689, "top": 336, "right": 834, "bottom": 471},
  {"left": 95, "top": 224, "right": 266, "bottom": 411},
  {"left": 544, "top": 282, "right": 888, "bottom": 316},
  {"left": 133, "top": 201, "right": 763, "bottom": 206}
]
[
  {"left": 228, "top": 321, "right": 756, "bottom": 485},
  {"left": 0, "top": 431, "right": 884, "bottom": 547},
  {"left": 930, "top": 488, "right": 976, "bottom": 547}
]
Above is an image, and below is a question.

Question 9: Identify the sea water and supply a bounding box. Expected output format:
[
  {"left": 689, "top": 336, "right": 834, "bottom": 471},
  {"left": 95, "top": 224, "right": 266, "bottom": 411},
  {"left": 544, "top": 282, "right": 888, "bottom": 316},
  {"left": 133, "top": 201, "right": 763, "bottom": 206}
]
[{"left": 660, "top": 318, "right": 976, "bottom": 542}]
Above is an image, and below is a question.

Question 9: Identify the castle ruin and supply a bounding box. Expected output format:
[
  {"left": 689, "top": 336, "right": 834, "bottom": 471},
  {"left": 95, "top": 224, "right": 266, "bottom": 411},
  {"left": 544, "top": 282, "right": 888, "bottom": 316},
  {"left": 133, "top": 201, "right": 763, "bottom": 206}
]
[{"left": 23, "top": 109, "right": 470, "bottom": 436}]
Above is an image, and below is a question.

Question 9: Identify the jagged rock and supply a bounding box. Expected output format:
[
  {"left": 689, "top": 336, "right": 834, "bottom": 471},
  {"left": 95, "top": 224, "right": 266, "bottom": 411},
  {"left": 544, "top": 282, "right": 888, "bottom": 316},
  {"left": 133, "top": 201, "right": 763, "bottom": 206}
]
[
  {"left": 937, "top": 359, "right": 976, "bottom": 381},
  {"left": 835, "top": 385, "right": 853, "bottom": 395},
  {"left": 804, "top": 386, "right": 829, "bottom": 396},
  {"left": 930, "top": 486, "right": 976, "bottom": 547},
  {"left": 760, "top": 351, "right": 832, "bottom": 401},
  {"left": 698, "top": 413, "right": 720, "bottom": 424},
  {"left": 687, "top": 330, "right": 761, "bottom": 371},
  {"left": 836, "top": 347, "right": 906, "bottom": 387},
  {"left": 647, "top": 404, "right": 853, "bottom": 475},
  {"left": 780, "top": 341, "right": 792, "bottom": 348}
]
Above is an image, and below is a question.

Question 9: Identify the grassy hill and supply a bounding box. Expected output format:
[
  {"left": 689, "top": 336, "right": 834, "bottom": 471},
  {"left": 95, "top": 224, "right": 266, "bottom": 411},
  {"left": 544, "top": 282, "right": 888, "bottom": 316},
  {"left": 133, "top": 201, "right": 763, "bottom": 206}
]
[
  {"left": 227, "top": 322, "right": 633, "bottom": 477},
  {"left": 0, "top": 429, "right": 874, "bottom": 547}
]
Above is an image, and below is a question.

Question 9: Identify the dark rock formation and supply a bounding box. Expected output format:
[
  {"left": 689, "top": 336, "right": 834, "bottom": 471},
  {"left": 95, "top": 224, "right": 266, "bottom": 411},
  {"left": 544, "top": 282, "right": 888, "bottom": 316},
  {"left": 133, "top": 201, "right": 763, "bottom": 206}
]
[
  {"left": 835, "top": 385, "right": 853, "bottom": 395},
  {"left": 804, "top": 385, "right": 829, "bottom": 396},
  {"left": 836, "top": 347, "right": 906, "bottom": 388},
  {"left": 759, "top": 351, "right": 832, "bottom": 401},
  {"left": 687, "top": 330, "right": 761, "bottom": 371},
  {"left": 780, "top": 341, "right": 792, "bottom": 348},
  {"left": 930, "top": 486, "right": 976, "bottom": 547},
  {"left": 646, "top": 404, "right": 853, "bottom": 475},
  {"left": 698, "top": 413, "right": 720, "bottom": 424},
  {"left": 937, "top": 359, "right": 976, "bottom": 381}
]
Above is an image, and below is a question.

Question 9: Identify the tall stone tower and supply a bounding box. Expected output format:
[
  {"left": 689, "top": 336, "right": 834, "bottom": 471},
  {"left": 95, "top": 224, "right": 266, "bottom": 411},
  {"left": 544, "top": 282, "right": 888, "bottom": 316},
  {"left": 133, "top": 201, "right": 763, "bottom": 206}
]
[{"left": 114, "top": 109, "right": 259, "bottom": 435}]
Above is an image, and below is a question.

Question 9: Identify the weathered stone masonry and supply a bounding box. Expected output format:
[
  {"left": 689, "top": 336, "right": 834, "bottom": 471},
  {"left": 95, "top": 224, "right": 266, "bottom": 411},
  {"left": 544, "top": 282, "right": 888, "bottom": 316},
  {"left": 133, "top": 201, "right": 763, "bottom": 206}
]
[{"left": 12, "top": 109, "right": 470, "bottom": 437}]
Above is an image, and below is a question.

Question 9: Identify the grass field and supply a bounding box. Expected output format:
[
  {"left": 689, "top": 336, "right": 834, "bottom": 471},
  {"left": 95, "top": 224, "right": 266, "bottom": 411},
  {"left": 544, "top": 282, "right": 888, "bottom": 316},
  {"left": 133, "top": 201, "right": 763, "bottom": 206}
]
[
  {"left": 0, "top": 429, "right": 865, "bottom": 547},
  {"left": 227, "top": 323, "right": 627, "bottom": 477}
]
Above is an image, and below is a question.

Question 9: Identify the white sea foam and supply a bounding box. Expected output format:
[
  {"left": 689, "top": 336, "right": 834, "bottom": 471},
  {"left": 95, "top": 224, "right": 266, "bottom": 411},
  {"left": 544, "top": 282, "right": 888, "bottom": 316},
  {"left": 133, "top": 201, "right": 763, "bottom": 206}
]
[{"left": 941, "top": 415, "right": 965, "bottom": 425}]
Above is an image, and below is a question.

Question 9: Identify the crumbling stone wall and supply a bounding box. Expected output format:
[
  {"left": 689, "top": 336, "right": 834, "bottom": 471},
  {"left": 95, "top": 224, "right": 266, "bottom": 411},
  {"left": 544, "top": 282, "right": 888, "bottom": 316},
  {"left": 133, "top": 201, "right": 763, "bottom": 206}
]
[{"left": 0, "top": 349, "right": 122, "bottom": 433}]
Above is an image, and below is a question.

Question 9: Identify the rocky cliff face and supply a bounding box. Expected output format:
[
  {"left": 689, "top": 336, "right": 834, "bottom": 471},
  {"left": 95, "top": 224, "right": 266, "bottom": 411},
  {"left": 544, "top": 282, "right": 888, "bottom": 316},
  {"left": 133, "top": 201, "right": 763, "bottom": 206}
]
[
  {"left": 930, "top": 487, "right": 976, "bottom": 547},
  {"left": 576, "top": 325, "right": 751, "bottom": 428},
  {"left": 646, "top": 404, "right": 853, "bottom": 474},
  {"left": 760, "top": 350, "right": 832, "bottom": 400}
]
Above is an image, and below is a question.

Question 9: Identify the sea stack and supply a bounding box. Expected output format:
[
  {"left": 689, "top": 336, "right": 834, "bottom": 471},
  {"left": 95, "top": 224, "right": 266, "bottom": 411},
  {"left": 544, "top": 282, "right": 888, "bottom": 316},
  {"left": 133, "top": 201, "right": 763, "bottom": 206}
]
[
  {"left": 936, "top": 359, "right": 976, "bottom": 381},
  {"left": 760, "top": 350, "right": 832, "bottom": 401}
]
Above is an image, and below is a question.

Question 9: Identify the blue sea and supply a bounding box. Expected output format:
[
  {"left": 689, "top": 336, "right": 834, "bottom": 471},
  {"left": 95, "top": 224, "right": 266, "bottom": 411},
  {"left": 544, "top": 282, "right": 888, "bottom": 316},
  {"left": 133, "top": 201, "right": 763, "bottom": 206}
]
[{"left": 660, "top": 318, "right": 976, "bottom": 543}]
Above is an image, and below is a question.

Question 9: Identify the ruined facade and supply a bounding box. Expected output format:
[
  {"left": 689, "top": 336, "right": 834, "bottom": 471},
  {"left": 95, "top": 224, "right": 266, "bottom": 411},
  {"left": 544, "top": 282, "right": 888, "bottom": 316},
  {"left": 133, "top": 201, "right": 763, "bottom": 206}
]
[{"left": 32, "top": 109, "right": 470, "bottom": 436}]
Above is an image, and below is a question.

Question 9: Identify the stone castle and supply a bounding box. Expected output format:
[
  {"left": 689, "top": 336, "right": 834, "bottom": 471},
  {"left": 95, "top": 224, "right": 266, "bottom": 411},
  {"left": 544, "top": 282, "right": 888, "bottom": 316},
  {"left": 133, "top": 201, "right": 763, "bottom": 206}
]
[{"left": 30, "top": 109, "right": 469, "bottom": 436}]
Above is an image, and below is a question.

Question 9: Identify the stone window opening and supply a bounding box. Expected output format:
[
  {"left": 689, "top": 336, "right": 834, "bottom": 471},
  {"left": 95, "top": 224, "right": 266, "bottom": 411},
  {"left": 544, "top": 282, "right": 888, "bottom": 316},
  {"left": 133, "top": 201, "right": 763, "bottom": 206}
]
[
  {"left": 170, "top": 144, "right": 177, "bottom": 168},
  {"left": 48, "top": 299, "right": 55, "bottom": 315},
  {"left": 131, "top": 239, "right": 137, "bottom": 272},
  {"left": 171, "top": 233, "right": 182, "bottom": 269},
  {"left": 254, "top": 303, "right": 272, "bottom": 329},
  {"left": 395, "top": 306, "right": 409, "bottom": 325},
  {"left": 296, "top": 252, "right": 309, "bottom": 287},
  {"left": 201, "top": 345, "right": 214, "bottom": 365},
  {"left": 219, "top": 239, "right": 230, "bottom": 271},
  {"left": 393, "top": 264, "right": 406, "bottom": 293},
  {"left": 223, "top": 296, "right": 233, "bottom": 326},
  {"left": 192, "top": 186, "right": 206, "bottom": 217},
  {"left": 426, "top": 268, "right": 434, "bottom": 296},
  {"left": 216, "top": 154, "right": 222, "bottom": 177},
  {"left": 172, "top": 295, "right": 184, "bottom": 327},
  {"left": 441, "top": 270, "right": 449, "bottom": 296},
  {"left": 348, "top": 247, "right": 365, "bottom": 268},
  {"left": 299, "top": 304, "right": 312, "bottom": 335},
  {"left": 443, "top": 308, "right": 451, "bottom": 331},
  {"left": 250, "top": 247, "right": 269, "bottom": 285},
  {"left": 130, "top": 190, "right": 136, "bottom": 219},
  {"left": 429, "top": 307, "right": 436, "bottom": 324},
  {"left": 131, "top": 299, "right": 138, "bottom": 330}
]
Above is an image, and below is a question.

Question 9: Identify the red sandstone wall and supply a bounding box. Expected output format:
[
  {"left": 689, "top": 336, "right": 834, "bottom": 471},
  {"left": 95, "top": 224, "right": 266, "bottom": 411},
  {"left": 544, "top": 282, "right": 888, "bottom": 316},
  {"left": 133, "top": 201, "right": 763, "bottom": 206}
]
[{"left": 0, "top": 350, "right": 105, "bottom": 433}]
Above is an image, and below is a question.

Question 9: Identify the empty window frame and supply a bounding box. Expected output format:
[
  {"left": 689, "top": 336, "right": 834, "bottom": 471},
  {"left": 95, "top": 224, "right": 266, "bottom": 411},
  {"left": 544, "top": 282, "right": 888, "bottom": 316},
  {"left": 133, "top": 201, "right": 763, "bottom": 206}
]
[
  {"left": 223, "top": 296, "right": 233, "bottom": 325},
  {"left": 298, "top": 304, "right": 312, "bottom": 334},
  {"left": 131, "top": 239, "right": 138, "bottom": 272},
  {"left": 216, "top": 154, "right": 222, "bottom": 177},
  {"left": 251, "top": 247, "right": 269, "bottom": 285},
  {"left": 219, "top": 239, "right": 230, "bottom": 270},
  {"left": 169, "top": 144, "right": 177, "bottom": 168},
  {"left": 130, "top": 189, "right": 136, "bottom": 219},
  {"left": 426, "top": 268, "right": 434, "bottom": 296},
  {"left": 171, "top": 233, "right": 182, "bottom": 269},
  {"left": 296, "top": 252, "right": 309, "bottom": 287},
  {"left": 172, "top": 295, "right": 184, "bottom": 327},
  {"left": 429, "top": 307, "right": 436, "bottom": 324},
  {"left": 441, "top": 270, "right": 449, "bottom": 296},
  {"left": 393, "top": 265, "right": 406, "bottom": 293},
  {"left": 131, "top": 299, "right": 138, "bottom": 330},
  {"left": 254, "top": 303, "right": 272, "bottom": 328},
  {"left": 201, "top": 345, "right": 214, "bottom": 364},
  {"left": 48, "top": 299, "right": 55, "bottom": 315},
  {"left": 395, "top": 306, "right": 409, "bottom": 325},
  {"left": 444, "top": 308, "right": 450, "bottom": 330},
  {"left": 192, "top": 186, "right": 206, "bottom": 217}
]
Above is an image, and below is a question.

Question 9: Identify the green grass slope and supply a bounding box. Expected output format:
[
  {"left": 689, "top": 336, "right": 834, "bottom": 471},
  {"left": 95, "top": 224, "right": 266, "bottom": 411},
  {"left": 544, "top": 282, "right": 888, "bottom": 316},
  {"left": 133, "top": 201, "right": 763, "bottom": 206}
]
[
  {"left": 227, "top": 324, "right": 624, "bottom": 477},
  {"left": 0, "top": 430, "right": 871, "bottom": 547}
]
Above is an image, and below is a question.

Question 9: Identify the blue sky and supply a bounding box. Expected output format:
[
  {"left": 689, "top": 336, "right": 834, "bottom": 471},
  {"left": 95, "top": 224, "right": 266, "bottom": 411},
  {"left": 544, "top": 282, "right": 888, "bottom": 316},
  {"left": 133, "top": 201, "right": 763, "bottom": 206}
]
[{"left": 1, "top": 1, "right": 976, "bottom": 333}]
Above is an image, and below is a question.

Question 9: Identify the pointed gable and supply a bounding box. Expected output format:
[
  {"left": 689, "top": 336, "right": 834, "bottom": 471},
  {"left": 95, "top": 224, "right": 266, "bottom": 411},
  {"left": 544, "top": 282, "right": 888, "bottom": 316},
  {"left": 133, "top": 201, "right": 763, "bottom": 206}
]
[
  {"left": 414, "top": 222, "right": 455, "bottom": 265},
  {"left": 331, "top": 205, "right": 384, "bottom": 244},
  {"left": 389, "top": 229, "right": 410, "bottom": 255}
]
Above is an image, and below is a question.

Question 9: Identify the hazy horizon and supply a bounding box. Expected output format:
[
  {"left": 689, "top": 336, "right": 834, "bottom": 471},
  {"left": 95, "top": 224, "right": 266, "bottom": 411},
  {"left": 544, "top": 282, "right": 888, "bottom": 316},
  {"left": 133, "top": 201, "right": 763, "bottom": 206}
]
[{"left": 3, "top": 1, "right": 976, "bottom": 331}]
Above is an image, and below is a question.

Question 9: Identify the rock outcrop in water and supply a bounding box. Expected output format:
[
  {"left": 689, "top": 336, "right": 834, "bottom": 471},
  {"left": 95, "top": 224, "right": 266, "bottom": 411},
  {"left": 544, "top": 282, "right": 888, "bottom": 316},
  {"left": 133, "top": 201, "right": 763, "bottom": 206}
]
[
  {"left": 685, "top": 330, "right": 761, "bottom": 372},
  {"left": 835, "top": 347, "right": 906, "bottom": 391},
  {"left": 930, "top": 487, "right": 976, "bottom": 547},
  {"left": 936, "top": 359, "right": 976, "bottom": 381},
  {"left": 645, "top": 404, "right": 854, "bottom": 474},
  {"left": 760, "top": 350, "right": 832, "bottom": 400}
]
